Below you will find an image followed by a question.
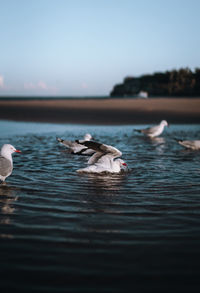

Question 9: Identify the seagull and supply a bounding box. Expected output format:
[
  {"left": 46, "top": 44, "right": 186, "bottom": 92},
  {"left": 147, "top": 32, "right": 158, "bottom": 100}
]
[
  {"left": 57, "top": 133, "right": 95, "bottom": 155},
  {"left": 134, "top": 120, "right": 168, "bottom": 137},
  {"left": 76, "top": 140, "right": 127, "bottom": 174},
  {"left": 176, "top": 139, "right": 200, "bottom": 150},
  {"left": 0, "top": 144, "right": 21, "bottom": 183}
]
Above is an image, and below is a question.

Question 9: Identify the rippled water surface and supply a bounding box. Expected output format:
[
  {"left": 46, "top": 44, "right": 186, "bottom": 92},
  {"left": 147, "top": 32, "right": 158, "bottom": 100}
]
[{"left": 0, "top": 121, "right": 200, "bottom": 293}]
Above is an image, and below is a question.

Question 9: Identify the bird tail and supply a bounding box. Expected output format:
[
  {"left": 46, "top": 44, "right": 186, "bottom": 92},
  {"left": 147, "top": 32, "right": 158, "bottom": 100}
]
[
  {"left": 133, "top": 129, "right": 142, "bottom": 133},
  {"left": 173, "top": 137, "right": 182, "bottom": 143},
  {"left": 57, "top": 137, "right": 64, "bottom": 143}
]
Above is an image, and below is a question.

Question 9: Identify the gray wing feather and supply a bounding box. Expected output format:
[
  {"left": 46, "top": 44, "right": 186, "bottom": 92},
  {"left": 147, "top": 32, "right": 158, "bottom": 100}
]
[
  {"left": 87, "top": 152, "right": 105, "bottom": 165},
  {"left": 79, "top": 141, "right": 122, "bottom": 164},
  {"left": 78, "top": 141, "right": 122, "bottom": 156},
  {"left": 57, "top": 138, "right": 75, "bottom": 148},
  {"left": 141, "top": 125, "right": 159, "bottom": 135},
  {"left": 77, "top": 140, "right": 102, "bottom": 152},
  {"left": 0, "top": 156, "right": 12, "bottom": 176},
  {"left": 178, "top": 140, "right": 200, "bottom": 149}
]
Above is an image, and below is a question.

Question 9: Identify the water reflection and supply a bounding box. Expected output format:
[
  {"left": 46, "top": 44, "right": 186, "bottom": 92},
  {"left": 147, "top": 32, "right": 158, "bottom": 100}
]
[
  {"left": 86, "top": 173, "right": 125, "bottom": 192},
  {"left": 78, "top": 174, "right": 128, "bottom": 213},
  {"left": 0, "top": 186, "right": 18, "bottom": 232},
  {"left": 149, "top": 137, "right": 166, "bottom": 145},
  {"left": 135, "top": 135, "right": 166, "bottom": 151},
  {"left": 1, "top": 122, "right": 200, "bottom": 293}
]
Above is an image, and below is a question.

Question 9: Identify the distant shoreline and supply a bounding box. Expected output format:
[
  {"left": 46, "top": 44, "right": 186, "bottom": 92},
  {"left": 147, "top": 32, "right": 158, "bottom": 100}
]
[
  {"left": 0, "top": 96, "right": 200, "bottom": 101},
  {"left": 0, "top": 98, "right": 200, "bottom": 124}
]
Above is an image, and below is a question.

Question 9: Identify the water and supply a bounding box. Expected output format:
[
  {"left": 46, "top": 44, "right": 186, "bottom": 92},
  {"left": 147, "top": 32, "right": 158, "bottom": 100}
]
[{"left": 0, "top": 120, "right": 200, "bottom": 293}]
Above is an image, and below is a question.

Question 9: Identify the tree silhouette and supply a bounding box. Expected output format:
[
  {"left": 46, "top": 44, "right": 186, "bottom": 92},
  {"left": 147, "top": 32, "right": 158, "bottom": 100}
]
[{"left": 110, "top": 68, "right": 200, "bottom": 97}]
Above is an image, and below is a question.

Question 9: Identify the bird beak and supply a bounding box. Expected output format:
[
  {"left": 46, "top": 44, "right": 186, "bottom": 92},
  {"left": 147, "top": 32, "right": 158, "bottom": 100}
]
[{"left": 15, "top": 149, "right": 21, "bottom": 153}]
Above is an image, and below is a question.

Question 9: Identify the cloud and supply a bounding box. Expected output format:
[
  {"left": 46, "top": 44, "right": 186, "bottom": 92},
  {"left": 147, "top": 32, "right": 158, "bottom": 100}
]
[
  {"left": 0, "top": 75, "right": 4, "bottom": 88},
  {"left": 0, "top": 75, "right": 10, "bottom": 91},
  {"left": 24, "top": 82, "right": 36, "bottom": 90},
  {"left": 24, "top": 81, "right": 48, "bottom": 90},
  {"left": 81, "top": 82, "right": 88, "bottom": 89},
  {"left": 38, "top": 81, "right": 48, "bottom": 90},
  {"left": 24, "top": 80, "right": 58, "bottom": 94},
  {"left": 0, "top": 77, "right": 58, "bottom": 95}
]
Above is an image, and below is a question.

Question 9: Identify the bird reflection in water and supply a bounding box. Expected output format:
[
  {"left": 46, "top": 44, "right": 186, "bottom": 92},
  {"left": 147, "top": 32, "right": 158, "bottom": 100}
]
[
  {"left": 77, "top": 174, "right": 129, "bottom": 235},
  {"left": 149, "top": 137, "right": 165, "bottom": 145},
  {"left": 87, "top": 173, "right": 127, "bottom": 192},
  {"left": 149, "top": 137, "right": 166, "bottom": 155},
  {"left": 79, "top": 173, "right": 127, "bottom": 212},
  {"left": 137, "top": 135, "right": 165, "bottom": 146},
  {"left": 0, "top": 186, "right": 18, "bottom": 238}
]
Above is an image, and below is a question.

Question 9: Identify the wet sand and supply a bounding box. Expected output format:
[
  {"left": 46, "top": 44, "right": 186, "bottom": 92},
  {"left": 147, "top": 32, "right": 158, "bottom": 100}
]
[{"left": 0, "top": 98, "right": 200, "bottom": 124}]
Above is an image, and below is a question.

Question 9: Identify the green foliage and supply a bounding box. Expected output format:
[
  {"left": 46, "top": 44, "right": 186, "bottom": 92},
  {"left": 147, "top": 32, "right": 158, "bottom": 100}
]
[{"left": 110, "top": 68, "right": 200, "bottom": 97}]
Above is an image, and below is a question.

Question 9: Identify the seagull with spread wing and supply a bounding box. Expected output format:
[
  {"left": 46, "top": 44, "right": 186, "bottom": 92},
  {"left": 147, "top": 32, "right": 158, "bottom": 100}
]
[
  {"left": 57, "top": 133, "right": 95, "bottom": 155},
  {"left": 76, "top": 140, "right": 127, "bottom": 174}
]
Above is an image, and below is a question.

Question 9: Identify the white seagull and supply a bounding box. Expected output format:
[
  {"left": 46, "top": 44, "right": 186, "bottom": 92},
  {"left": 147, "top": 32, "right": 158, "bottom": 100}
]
[
  {"left": 76, "top": 140, "right": 127, "bottom": 174},
  {"left": 0, "top": 144, "right": 21, "bottom": 183},
  {"left": 134, "top": 120, "right": 168, "bottom": 137},
  {"left": 57, "top": 133, "right": 95, "bottom": 155},
  {"left": 177, "top": 139, "right": 200, "bottom": 150}
]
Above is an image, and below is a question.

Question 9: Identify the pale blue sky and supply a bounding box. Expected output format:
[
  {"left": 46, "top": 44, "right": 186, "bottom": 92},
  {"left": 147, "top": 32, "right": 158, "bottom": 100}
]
[{"left": 0, "top": 0, "right": 199, "bottom": 96}]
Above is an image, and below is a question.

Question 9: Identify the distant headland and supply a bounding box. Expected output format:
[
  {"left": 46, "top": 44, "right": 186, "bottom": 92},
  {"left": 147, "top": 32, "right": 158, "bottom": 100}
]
[{"left": 110, "top": 68, "right": 200, "bottom": 98}]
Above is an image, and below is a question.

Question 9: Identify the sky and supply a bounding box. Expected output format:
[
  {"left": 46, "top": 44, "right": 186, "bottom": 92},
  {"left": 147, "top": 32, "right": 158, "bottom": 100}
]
[{"left": 0, "top": 0, "right": 200, "bottom": 97}]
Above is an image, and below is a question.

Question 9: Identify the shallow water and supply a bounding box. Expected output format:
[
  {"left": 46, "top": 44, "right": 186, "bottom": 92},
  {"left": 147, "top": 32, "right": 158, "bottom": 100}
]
[{"left": 0, "top": 121, "right": 200, "bottom": 292}]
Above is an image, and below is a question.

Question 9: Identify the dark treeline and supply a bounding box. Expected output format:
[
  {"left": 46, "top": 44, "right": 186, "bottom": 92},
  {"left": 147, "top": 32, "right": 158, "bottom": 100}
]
[{"left": 110, "top": 68, "right": 200, "bottom": 97}]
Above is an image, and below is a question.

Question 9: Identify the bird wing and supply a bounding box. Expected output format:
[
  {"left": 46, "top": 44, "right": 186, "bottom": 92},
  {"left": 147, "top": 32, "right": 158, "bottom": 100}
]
[
  {"left": 57, "top": 138, "right": 74, "bottom": 148},
  {"left": 79, "top": 148, "right": 95, "bottom": 155},
  {"left": 0, "top": 156, "right": 13, "bottom": 176},
  {"left": 100, "top": 144, "right": 122, "bottom": 158},
  {"left": 141, "top": 125, "right": 159, "bottom": 135},
  {"left": 87, "top": 152, "right": 105, "bottom": 165},
  {"left": 179, "top": 140, "right": 200, "bottom": 149},
  {"left": 57, "top": 137, "right": 90, "bottom": 153},
  {"left": 77, "top": 140, "right": 122, "bottom": 164},
  {"left": 194, "top": 140, "right": 200, "bottom": 148},
  {"left": 75, "top": 147, "right": 93, "bottom": 155}
]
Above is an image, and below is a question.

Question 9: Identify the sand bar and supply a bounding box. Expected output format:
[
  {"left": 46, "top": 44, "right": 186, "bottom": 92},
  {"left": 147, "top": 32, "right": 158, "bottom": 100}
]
[{"left": 0, "top": 98, "right": 200, "bottom": 124}]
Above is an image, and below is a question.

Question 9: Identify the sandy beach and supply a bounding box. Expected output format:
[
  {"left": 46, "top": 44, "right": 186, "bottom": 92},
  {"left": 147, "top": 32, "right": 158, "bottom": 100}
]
[{"left": 0, "top": 98, "right": 200, "bottom": 124}]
